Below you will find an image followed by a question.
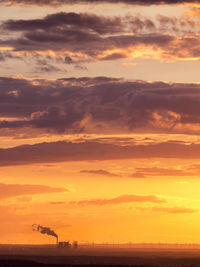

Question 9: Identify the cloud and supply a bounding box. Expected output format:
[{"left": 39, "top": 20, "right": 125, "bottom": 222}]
[
  {"left": 0, "top": 52, "right": 20, "bottom": 62},
  {"left": 1, "top": 77, "right": 200, "bottom": 135},
  {"left": 131, "top": 173, "right": 147, "bottom": 178},
  {"left": 2, "top": 12, "right": 123, "bottom": 35},
  {"left": 2, "top": 12, "right": 200, "bottom": 65},
  {"left": 70, "top": 194, "right": 166, "bottom": 206},
  {"left": 0, "top": 31, "right": 178, "bottom": 61},
  {"left": 0, "top": 0, "right": 200, "bottom": 6},
  {"left": 64, "top": 56, "right": 73, "bottom": 64},
  {"left": 80, "top": 169, "right": 121, "bottom": 177},
  {"left": 131, "top": 167, "right": 192, "bottom": 178},
  {"left": 2, "top": 140, "right": 200, "bottom": 166},
  {"left": 152, "top": 206, "right": 197, "bottom": 213},
  {"left": 35, "top": 59, "right": 62, "bottom": 73},
  {"left": 0, "top": 183, "right": 67, "bottom": 199}
]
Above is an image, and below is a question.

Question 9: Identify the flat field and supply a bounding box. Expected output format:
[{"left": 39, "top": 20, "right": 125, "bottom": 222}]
[{"left": 1, "top": 245, "right": 200, "bottom": 266}]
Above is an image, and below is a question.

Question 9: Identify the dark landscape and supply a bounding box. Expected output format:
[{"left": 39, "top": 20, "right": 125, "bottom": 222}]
[{"left": 1, "top": 245, "right": 200, "bottom": 267}]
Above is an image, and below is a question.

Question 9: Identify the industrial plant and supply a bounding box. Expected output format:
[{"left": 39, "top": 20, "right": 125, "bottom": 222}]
[{"left": 32, "top": 224, "right": 78, "bottom": 248}]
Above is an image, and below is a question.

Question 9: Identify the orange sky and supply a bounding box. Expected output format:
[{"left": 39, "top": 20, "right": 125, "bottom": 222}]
[{"left": 1, "top": 1, "right": 200, "bottom": 245}]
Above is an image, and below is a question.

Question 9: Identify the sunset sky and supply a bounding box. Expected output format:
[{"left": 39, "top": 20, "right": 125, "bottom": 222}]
[{"left": 2, "top": 0, "right": 200, "bottom": 245}]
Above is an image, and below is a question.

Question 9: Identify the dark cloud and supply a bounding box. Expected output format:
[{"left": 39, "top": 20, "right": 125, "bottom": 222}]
[
  {"left": 35, "top": 59, "right": 62, "bottom": 73},
  {"left": 2, "top": 12, "right": 123, "bottom": 35},
  {"left": 80, "top": 169, "right": 121, "bottom": 177},
  {"left": 1, "top": 140, "right": 200, "bottom": 166},
  {"left": 1, "top": 12, "right": 200, "bottom": 65},
  {"left": 1, "top": 77, "right": 200, "bottom": 135},
  {"left": 101, "top": 53, "right": 127, "bottom": 61},
  {"left": 1, "top": 11, "right": 198, "bottom": 41},
  {"left": 0, "top": 31, "right": 175, "bottom": 57},
  {"left": 64, "top": 56, "right": 73, "bottom": 64},
  {"left": 69, "top": 194, "right": 166, "bottom": 206},
  {"left": 0, "top": 0, "right": 200, "bottom": 6},
  {"left": 0, "top": 183, "right": 67, "bottom": 199}
]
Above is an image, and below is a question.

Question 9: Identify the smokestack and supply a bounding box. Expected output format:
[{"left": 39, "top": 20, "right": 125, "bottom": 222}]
[{"left": 32, "top": 224, "right": 58, "bottom": 244}]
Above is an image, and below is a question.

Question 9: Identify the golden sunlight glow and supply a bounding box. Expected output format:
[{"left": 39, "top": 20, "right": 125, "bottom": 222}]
[{"left": 0, "top": 46, "right": 13, "bottom": 51}]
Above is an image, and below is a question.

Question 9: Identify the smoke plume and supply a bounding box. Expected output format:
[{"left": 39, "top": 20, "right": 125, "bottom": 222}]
[{"left": 32, "top": 224, "right": 58, "bottom": 241}]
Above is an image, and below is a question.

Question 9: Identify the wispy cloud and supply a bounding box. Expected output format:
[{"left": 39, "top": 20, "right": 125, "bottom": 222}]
[
  {"left": 70, "top": 194, "right": 166, "bottom": 206},
  {"left": 152, "top": 206, "right": 197, "bottom": 213},
  {"left": 0, "top": 183, "right": 67, "bottom": 199},
  {"left": 131, "top": 167, "right": 193, "bottom": 178},
  {"left": 80, "top": 169, "right": 121, "bottom": 177}
]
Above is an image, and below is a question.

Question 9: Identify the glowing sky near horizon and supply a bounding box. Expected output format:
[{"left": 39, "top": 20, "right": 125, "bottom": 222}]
[{"left": 1, "top": 0, "right": 200, "bottom": 245}]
